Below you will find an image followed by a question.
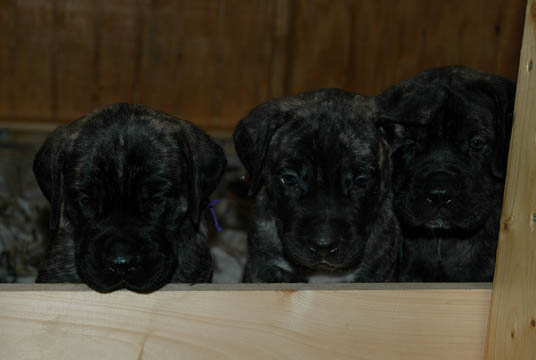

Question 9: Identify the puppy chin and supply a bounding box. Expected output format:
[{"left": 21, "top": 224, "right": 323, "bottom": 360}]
[
  {"left": 77, "top": 257, "right": 176, "bottom": 293},
  {"left": 285, "top": 249, "right": 353, "bottom": 272},
  {"left": 314, "top": 260, "right": 345, "bottom": 272},
  {"left": 424, "top": 218, "right": 451, "bottom": 230}
]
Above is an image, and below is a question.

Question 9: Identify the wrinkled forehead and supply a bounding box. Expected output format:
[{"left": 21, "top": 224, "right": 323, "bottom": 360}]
[
  {"left": 66, "top": 122, "right": 183, "bottom": 184},
  {"left": 269, "top": 115, "right": 379, "bottom": 166},
  {"left": 425, "top": 92, "right": 496, "bottom": 138}
]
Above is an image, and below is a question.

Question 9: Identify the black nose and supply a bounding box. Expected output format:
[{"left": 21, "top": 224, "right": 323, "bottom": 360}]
[
  {"left": 104, "top": 241, "right": 141, "bottom": 276},
  {"left": 310, "top": 235, "right": 339, "bottom": 256},
  {"left": 425, "top": 187, "right": 453, "bottom": 205},
  {"left": 424, "top": 172, "right": 455, "bottom": 206}
]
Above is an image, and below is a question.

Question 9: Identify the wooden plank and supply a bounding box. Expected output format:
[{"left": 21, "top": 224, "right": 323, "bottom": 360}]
[
  {"left": 288, "top": 0, "right": 354, "bottom": 95},
  {"left": 215, "top": 0, "right": 274, "bottom": 128},
  {"left": 10, "top": 0, "right": 54, "bottom": 120},
  {"left": 0, "top": 0, "right": 528, "bottom": 129},
  {"left": 134, "top": 0, "right": 184, "bottom": 116},
  {"left": 348, "top": 0, "right": 391, "bottom": 96},
  {"left": 0, "top": 284, "right": 491, "bottom": 360},
  {"left": 173, "top": 0, "right": 222, "bottom": 128},
  {"left": 266, "top": 0, "right": 291, "bottom": 100},
  {"left": 96, "top": 0, "right": 145, "bottom": 106},
  {"left": 419, "top": 0, "right": 525, "bottom": 80},
  {"left": 349, "top": 0, "right": 525, "bottom": 95},
  {"left": 216, "top": 0, "right": 264, "bottom": 126},
  {"left": 0, "top": 0, "right": 14, "bottom": 118},
  {"left": 486, "top": 0, "right": 536, "bottom": 358},
  {"left": 493, "top": 0, "right": 528, "bottom": 80},
  {"left": 54, "top": 1, "right": 97, "bottom": 120}
]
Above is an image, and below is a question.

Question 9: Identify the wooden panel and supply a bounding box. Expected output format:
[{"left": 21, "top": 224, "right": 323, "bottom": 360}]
[
  {"left": 97, "top": 0, "right": 144, "bottom": 106},
  {"left": 134, "top": 0, "right": 186, "bottom": 117},
  {"left": 266, "top": 0, "right": 291, "bottom": 100},
  {"left": 0, "top": 1, "right": 14, "bottom": 118},
  {"left": 348, "top": 0, "right": 391, "bottom": 96},
  {"left": 55, "top": 1, "right": 98, "bottom": 119},
  {"left": 486, "top": 0, "right": 536, "bottom": 358},
  {"left": 213, "top": 0, "right": 284, "bottom": 127},
  {"left": 172, "top": 0, "right": 222, "bottom": 127},
  {"left": 124, "top": 0, "right": 290, "bottom": 128},
  {"left": 0, "top": 0, "right": 527, "bottom": 130},
  {"left": 0, "top": 284, "right": 491, "bottom": 360},
  {"left": 289, "top": 0, "right": 354, "bottom": 95},
  {"left": 346, "top": 0, "right": 526, "bottom": 96},
  {"left": 11, "top": 0, "right": 55, "bottom": 119}
]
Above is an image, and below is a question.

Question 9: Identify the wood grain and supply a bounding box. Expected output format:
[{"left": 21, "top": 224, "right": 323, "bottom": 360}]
[
  {"left": 217, "top": 0, "right": 273, "bottom": 127},
  {"left": 173, "top": 0, "right": 222, "bottom": 128},
  {"left": 0, "top": 0, "right": 527, "bottom": 130},
  {"left": 0, "top": 1, "right": 14, "bottom": 118},
  {"left": 288, "top": 0, "right": 354, "bottom": 95},
  {"left": 55, "top": 1, "right": 98, "bottom": 120},
  {"left": 0, "top": 284, "right": 491, "bottom": 360},
  {"left": 486, "top": 0, "right": 536, "bottom": 358},
  {"left": 11, "top": 0, "right": 55, "bottom": 120},
  {"left": 134, "top": 0, "right": 184, "bottom": 116},
  {"left": 97, "top": 0, "right": 144, "bottom": 107}
]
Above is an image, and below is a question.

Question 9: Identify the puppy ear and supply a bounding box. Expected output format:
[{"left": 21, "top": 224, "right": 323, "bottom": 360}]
[
  {"left": 178, "top": 121, "right": 227, "bottom": 227},
  {"left": 480, "top": 77, "right": 516, "bottom": 179},
  {"left": 376, "top": 118, "right": 407, "bottom": 153},
  {"left": 233, "top": 102, "right": 290, "bottom": 196},
  {"left": 33, "top": 125, "right": 72, "bottom": 233}
]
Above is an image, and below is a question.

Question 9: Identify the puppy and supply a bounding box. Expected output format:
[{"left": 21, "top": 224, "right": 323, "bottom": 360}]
[
  {"left": 33, "top": 103, "right": 226, "bottom": 292},
  {"left": 377, "top": 66, "right": 515, "bottom": 282},
  {"left": 234, "top": 89, "right": 399, "bottom": 283}
]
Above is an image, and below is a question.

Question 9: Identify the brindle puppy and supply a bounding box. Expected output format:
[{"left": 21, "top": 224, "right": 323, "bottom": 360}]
[
  {"left": 234, "top": 89, "right": 399, "bottom": 283},
  {"left": 34, "top": 103, "right": 226, "bottom": 292},
  {"left": 377, "top": 66, "right": 515, "bottom": 281}
]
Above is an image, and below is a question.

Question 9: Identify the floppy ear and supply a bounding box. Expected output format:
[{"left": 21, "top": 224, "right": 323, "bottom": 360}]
[
  {"left": 177, "top": 121, "right": 227, "bottom": 227},
  {"left": 233, "top": 102, "right": 291, "bottom": 196},
  {"left": 376, "top": 118, "right": 408, "bottom": 153},
  {"left": 481, "top": 77, "right": 516, "bottom": 179},
  {"left": 33, "top": 124, "right": 73, "bottom": 233}
]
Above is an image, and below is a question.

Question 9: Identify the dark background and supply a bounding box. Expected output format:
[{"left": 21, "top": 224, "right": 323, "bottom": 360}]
[{"left": 0, "top": 0, "right": 526, "bottom": 131}]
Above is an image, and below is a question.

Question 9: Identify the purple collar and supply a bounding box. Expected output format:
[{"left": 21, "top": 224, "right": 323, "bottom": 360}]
[{"left": 208, "top": 200, "right": 223, "bottom": 233}]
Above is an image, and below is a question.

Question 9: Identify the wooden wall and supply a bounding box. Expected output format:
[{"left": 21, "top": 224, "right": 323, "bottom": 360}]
[{"left": 0, "top": 0, "right": 526, "bottom": 131}]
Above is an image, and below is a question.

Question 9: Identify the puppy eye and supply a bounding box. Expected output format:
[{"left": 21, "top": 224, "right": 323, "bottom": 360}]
[
  {"left": 78, "top": 195, "right": 90, "bottom": 207},
  {"left": 343, "top": 171, "right": 369, "bottom": 193},
  {"left": 470, "top": 137, "right": 486, "bottom": 150},
  {"left": 405, "top": 140, "right": 417, "bottom": 151},
  {"left": 280, "top": 171, "right": 298, "bottom": 186},
  {"left": 354, "top": 174, "right": 370, "bottom": 186},
  {"left": 150, "top": 195, "right": 165, "bottom": 205}
]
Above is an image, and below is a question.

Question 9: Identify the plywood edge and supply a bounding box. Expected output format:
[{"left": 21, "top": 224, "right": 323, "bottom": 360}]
[{"left": 0, "top": 282, "right": 493, "bottom": 292}]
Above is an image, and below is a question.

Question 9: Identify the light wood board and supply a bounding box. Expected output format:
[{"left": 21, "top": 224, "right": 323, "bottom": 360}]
[
  {"left": 0, "top": 284, "right": 490, "bottom": 360},
  {"left": 486, "top": 0, "right": 536, "bottom": 359}
]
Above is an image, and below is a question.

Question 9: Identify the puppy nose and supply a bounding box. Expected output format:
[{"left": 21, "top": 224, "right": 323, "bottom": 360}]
[
  {"left": 104, "top": 242, "right": 141, "bottom": 276},
  {"left": 425, "top": 172, "right": 454, "bottom": 206},
  {"left": 310, "top": 235, "right": 339, "bottom": 256},
  {"left": 425, "top": 187, "right": 453, "bottom": 206}
]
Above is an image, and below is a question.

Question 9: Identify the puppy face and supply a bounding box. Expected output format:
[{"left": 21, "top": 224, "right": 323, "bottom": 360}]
[
  {"left": 235, "top": 90, "right": 391, "bottom": 272},
  {"left": 34, "top": 104, "right": 226, "bottom": 292},
  {"left": 379, "top": 66, "right": 515, "bottom": 236}
]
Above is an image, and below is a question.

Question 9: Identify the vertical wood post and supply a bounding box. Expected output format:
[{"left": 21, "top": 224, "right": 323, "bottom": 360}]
[{"left": 486, "top": 0, "right": 536, "bottom": 358}]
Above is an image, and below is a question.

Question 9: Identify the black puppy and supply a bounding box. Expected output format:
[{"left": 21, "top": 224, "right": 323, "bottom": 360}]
[
  {"left": 377, "top": 66, "right": 515, "bottom": 282},
  {"left": 33, "top": 103, "right": 226, "bottom": 292},
  {"left": 234, "top": 89, "right": 399, "bottom": 283}
]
